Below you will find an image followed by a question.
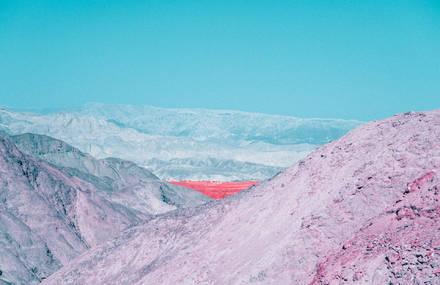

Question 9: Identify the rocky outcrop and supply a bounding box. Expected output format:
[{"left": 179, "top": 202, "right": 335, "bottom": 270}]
[{"left": 0, "top": 136, "right": 140, "bottom": 283}]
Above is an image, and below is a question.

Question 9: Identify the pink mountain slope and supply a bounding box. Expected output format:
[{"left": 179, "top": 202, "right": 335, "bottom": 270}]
[
  {"left": 43, "top": 110, "right": 440, "bottom": 284},
  {"left": 310, "top": 170, "right": 440, "bottom": 283},
  {"left": 0, "top": 137, "right": 140, "bottom": 283},
  {"left": 0, "top": 133, "right": 211, "bottom": 283}
]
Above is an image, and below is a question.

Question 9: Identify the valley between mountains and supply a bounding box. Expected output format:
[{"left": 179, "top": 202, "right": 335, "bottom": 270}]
[{"left": 1, "top": 106, "right": 439, "bottom": 284}]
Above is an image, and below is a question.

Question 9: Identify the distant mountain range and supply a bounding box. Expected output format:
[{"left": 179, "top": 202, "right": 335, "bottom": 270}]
[{"left": 0, "top": 103, "right": 362, "bottom": 181}]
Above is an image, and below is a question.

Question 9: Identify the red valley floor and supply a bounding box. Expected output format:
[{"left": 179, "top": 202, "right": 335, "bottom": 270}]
[{"left": 168, "top": 181, "right": 259, "bottom": 199}]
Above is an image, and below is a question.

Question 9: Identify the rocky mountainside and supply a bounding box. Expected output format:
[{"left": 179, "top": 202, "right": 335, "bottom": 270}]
[
  {"left": 8, "top": 133, "right": 211, "bottom": 215},
  {"left": 0, "top": 134, "right": 210, "bottom": 284},
  {"left": 43, "top": 110, "right": 440, "bottom": 284},
  {"left": 9, "top": 133, "right": 159, "bottom": 184},
  {"left": 0, "top": 105, "right": 359, "bottom": 181},
  {"left": 0, "top": 137, "right": 139, "bottom": 284}
]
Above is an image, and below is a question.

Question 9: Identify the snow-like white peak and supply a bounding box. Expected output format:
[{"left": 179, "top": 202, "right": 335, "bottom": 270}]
[
  {"left": 0, "top": 105, "right": 359, "bottom": 180},
  {"left": 79, "top": 102, "right": 362, "bottom": 144}
]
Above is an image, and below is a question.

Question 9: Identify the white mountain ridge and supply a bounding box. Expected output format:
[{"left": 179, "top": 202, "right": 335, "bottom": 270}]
[{"left": 0, "top": 104, "right": 361, "bottom": 181}]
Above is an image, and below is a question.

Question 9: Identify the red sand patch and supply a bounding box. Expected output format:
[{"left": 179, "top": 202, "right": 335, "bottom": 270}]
[{"left": 168, "top": 181, "right": 259, "bottom": 199}]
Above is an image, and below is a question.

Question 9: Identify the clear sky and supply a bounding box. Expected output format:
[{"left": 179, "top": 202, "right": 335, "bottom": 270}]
[{"left": 1, "top": 1, "right": 439, "bottom": 121}]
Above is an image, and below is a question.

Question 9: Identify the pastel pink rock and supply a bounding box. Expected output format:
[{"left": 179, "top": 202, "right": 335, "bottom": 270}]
[
  {"left": 0, "top": 136, "right": 138, "bottom": 283},
  {"left": 42, "top": 109, "right": 440, "bottom": 284}
]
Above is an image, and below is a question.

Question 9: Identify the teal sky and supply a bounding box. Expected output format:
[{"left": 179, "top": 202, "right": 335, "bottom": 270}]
[{"left": 1, "top": 1, "right": 439, "bottom": 121}]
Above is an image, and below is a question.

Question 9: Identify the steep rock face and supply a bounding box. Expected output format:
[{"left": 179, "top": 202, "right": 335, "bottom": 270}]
[
  {"left": 8, "top": 133, "right": 211, "bottom": 216},
  {"left": 8, "top": 133, "right": 158, "bottom": 185},
  {"left": 43, "top": 110, "right": 440, "bottom": 284},
  {"left": 0, "top": 137, "right": 141, "bottom": 284},
  {"left": 0, "top": 207, "right": 61, "bottom": 284},
  {"left": 311, "top": 171, "right": 440, "bottom": 284}
]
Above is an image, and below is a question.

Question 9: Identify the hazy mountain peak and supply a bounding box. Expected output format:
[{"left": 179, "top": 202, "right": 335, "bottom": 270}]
[{"left": 0, "top": 104, "right": 361, "bottom": 181}]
